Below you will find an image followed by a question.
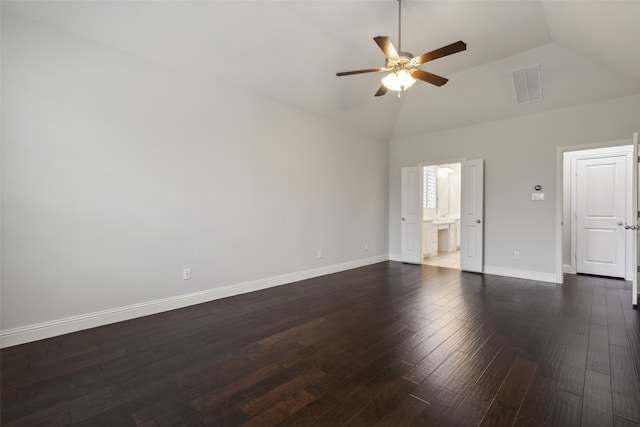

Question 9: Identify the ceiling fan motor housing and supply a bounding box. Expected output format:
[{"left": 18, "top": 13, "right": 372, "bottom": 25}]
[{"left": 386, "top": 52, "right": 414, "bottom": 72}]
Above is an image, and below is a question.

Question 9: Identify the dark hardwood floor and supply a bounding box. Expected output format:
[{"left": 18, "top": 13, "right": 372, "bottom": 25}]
[{"left": 2, "top": 261, "right": 640, "bottom": 426}]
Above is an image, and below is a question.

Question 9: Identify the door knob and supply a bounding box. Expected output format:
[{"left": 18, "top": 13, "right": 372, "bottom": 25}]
[
  {"left": 402, "top": 217, "right": 406, "bottom": 221},
  {"left": 476, "top": 219, "right": 481, "bottom": 224}
]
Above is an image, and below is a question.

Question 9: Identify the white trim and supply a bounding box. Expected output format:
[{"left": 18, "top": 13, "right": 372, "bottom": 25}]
[
  {"left": 0, "top": 255, "right": 389, "bottom": 348},
  {"left": 484, "top": 265, "right": 559, "bottom": 284},
  {"left": 563, "top": 264, "right": 574, "bottom": 274}
]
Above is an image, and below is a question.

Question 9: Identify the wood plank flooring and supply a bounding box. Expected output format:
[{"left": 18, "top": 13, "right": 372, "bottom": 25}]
[{"left": 2, "top": 262, "right": 640, "bottom": 426}]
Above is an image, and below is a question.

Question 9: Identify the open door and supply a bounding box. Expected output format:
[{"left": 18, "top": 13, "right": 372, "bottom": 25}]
[
  {"left": 460, "top": 159, "right": 484, "bottom": 272},
  {"left": 633, "top": 132, "right": 638, "bottom": 307},
  {"left": 401, "top": 166, "right": 422, "bottom": 264},
  {"left": 576, "top": 155, "right": 627, "bottom": 278}
]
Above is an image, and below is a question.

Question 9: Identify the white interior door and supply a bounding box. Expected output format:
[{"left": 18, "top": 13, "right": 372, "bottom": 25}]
[
  {"left": 460, "top": 159, "right": 484, "bottom": 272},
  {"left": 401, "top": 166, "right": 422, "bottom": 264},
  {"left": 633, "top": 133, "right": 638, "bottom": 306},
  {"left": 576, "top": 156, "right": 626, "bottom": 277}
]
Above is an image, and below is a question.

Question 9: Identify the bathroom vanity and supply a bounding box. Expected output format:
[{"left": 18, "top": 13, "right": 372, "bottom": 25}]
[{"left": 423, "top": 218, "right": 460, "bottom": 258}]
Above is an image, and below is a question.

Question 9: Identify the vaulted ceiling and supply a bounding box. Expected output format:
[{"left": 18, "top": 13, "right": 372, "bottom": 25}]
[{"left": 3, "top": 1, "right": 640, "bottom": 140}]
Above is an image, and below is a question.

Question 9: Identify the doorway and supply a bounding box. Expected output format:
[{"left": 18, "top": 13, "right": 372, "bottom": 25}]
[
  {"left": 562, "top": 145, "right": 633, "bottom": 279},
  {"left": 401, "top": 159, "right": 484, "bottom": 272},
  {"left": 421, "top": 163, "right": 462, "bottom": 269}
]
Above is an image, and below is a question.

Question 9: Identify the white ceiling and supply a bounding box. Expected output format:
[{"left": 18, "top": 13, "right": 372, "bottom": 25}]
[{"left": 3, "top": 0, "right": 640, "bottom": 140}]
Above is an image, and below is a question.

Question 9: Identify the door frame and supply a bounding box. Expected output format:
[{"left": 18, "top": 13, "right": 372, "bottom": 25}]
[
  {"left": 567, "top": 146, "right": 633, "bottom": 277},
  {"left": 556, "top": 139, "right": 635, "bottom": 284}
]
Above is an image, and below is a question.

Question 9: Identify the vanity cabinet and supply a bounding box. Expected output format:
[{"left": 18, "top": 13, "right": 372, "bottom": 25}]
[
  {"left": 422, "top": 222, "right": 438, "bottom": 258},
  {"left": 438, "top": 223, "right": 457, "bottom": 253},
  {"left": 424, "top": 219, "right": 460, "bottom": 257}
]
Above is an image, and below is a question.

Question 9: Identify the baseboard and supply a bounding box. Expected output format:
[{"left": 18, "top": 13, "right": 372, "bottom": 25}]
[
  {"left": 483, "top": 265, "right": 559, "bottom": 284},
  {"left": 389, "top": 256, "right": 559, "bottom": 284},
  {"left": 388, "top": 253, "right": 402, "bottom": 262},
  {"left": 0, "top": 254, "right": 390, "bottom": 348}
]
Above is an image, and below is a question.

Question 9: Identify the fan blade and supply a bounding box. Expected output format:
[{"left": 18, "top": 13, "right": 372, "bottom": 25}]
[
  {"left": 414, "top": 41, "right": 466, "bottom": 65},
  {"left": 411, "top": 69, "right": 448, "bottom": 87},
  {"left": 375, "top": 85, "right": 388, "bottom": 97},
  {"left": 336, "top": 68, "right": 385, "bottom": 76},
  {"left": 374, "top": 36, "right": 399, "bottom": 60}
]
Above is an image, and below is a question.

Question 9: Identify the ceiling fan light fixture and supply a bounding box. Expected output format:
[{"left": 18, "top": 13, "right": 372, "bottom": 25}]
[{"left": 382, "top": 70, "right": 416, "bottom": 91}]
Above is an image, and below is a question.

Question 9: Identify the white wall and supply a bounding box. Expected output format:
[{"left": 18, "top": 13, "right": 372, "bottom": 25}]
[
  {"left": 436, "top": 168, "right": 450, "bottom": 217},
  {"left": 449, "top": 164, "right": 461, "bottom": 218},
  {"left": 1, "top": 12, "right": 389, "bottom": 335},
  {"left": 390, "top": 94, "right": 640, "bottom": 279}
]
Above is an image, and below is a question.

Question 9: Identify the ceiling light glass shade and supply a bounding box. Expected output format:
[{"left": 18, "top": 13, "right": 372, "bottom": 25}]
[{"left": 381, "top": 70, "right": 416, "bottom": 91}]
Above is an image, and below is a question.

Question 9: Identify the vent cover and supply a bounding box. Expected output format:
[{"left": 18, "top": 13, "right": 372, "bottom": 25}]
[{"left": 512, "top": 64, "right": 543, "bottom": 104}]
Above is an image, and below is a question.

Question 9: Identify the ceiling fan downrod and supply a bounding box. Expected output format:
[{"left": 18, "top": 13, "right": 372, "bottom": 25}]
[{"left": 397, "top": 0, "right": 402, "bottom": 53}]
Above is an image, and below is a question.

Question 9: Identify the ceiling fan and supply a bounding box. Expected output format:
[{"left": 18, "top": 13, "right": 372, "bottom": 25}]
[{"left": 336, "top": 0, "right": 466, "bottom": 97}]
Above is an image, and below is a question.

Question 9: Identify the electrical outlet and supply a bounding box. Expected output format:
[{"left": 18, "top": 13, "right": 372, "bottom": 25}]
[
  {"left": 514, "top": 251, "right": 520, "bottom": 260},
  {"left": 183, "top": 268, "right": 191, "bottom": 280},
  {"left": 317, "top": 249, "right": 323, "bottom": 259}
]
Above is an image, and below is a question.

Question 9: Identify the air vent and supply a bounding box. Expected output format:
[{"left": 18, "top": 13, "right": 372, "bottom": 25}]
[{"left": 512, "top": 64, "right": 543, "bottom": 104}]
